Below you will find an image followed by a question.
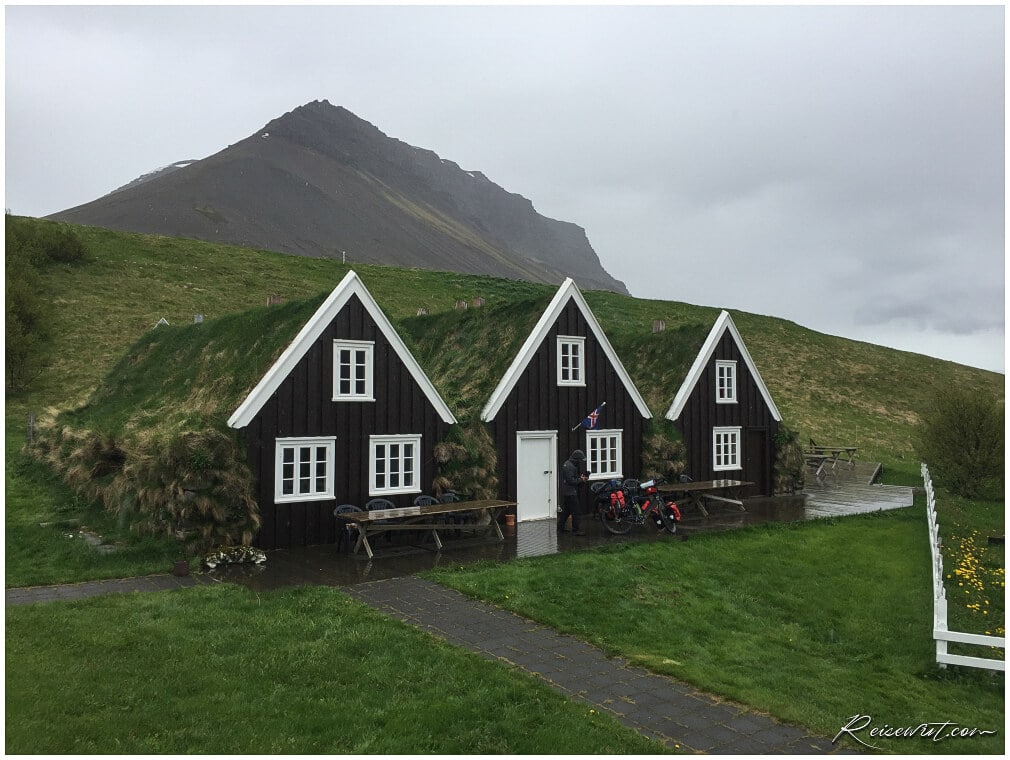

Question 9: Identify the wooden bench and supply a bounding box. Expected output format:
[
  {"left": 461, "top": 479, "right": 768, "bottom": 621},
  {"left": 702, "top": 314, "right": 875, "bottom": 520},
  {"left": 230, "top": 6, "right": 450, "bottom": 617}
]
[{"left": 333, "top": 498, "right": 515, "bottom": 559}]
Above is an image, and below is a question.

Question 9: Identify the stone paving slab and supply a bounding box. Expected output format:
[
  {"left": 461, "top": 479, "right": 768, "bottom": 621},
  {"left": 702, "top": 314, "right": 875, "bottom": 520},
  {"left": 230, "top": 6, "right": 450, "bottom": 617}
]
[
  {"left": 5, "top": 573, "right": 207, "bottom": 606},
  {"left": 345, "top": 575, "right": 846, "bottom": 754}
]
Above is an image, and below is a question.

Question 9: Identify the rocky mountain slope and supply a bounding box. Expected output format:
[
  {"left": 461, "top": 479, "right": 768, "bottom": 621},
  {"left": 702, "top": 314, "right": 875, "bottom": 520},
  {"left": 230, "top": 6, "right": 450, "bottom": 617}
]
[{"left": 49, "top": 100, "right": 627, "bottom": 294}]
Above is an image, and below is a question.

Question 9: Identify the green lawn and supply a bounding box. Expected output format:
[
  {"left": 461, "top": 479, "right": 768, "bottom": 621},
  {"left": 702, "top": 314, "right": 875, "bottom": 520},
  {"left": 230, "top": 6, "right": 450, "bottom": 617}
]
[
  {"left": 6, "top": 504, "right": 1002, "bottom": 754},
  {"left": 426, "top": 506, "right": 1005, "bottom": 754},
  {"left": 5, "top": 584, "right": 664, "bottom": 754}
]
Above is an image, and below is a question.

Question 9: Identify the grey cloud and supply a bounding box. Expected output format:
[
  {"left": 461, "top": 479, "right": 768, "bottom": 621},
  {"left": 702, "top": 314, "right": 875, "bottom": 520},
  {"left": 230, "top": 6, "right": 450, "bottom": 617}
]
[{"left": 4, "top": 4, "right": 1003, "bottom": 371}]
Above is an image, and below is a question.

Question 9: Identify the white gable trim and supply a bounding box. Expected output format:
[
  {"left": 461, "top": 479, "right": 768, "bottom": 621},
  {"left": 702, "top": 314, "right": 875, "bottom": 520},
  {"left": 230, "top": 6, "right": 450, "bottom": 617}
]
[
  {"left": 228, "top": 270, "right": 456, "bottom": 428},
  {"left": 664, "top": 310, "right": 782, "bottom": 423},
  {"left": 480, "top": 278, "right": 652, "bottom": 422}
]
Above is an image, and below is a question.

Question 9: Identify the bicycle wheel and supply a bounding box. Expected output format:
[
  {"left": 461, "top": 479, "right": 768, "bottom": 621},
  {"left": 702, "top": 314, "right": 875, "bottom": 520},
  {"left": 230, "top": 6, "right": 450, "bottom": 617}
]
[
  {"left": 658, "top": 502, "right": 679, "bottom": 534},
  {"left": 599, "top": 506, "right": 633, "bottom": 534}
]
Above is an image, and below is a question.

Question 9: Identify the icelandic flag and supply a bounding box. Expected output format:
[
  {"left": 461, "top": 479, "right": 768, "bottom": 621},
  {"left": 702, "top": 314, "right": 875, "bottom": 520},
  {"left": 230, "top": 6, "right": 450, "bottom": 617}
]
[{"left": 581, "top": 403, "right": 604, "bottom": 430}]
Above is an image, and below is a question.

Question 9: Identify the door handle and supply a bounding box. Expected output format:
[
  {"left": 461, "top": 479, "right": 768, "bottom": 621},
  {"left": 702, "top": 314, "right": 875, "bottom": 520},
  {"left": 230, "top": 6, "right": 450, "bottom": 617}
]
[{"left": 543, "top": 470, "right": 551, "bottom": 475}]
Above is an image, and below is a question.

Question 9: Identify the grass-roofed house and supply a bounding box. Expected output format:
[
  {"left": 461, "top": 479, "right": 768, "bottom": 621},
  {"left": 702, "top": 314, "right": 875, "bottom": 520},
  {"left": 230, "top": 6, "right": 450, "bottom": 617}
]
[
  {"left": 227, "top": 270, "right": 457, "bottom": 549},
  {"left": 37, "top": 265, "right": 789, "bottom": 555},
  {"left": 37, "top": 269, "right": 458, "bottom": 552},
  {"left": 402, "top": 278, "right": 654, "bottom": 524},
  {"left": 663, "top": 309, "right": 783, "bottom": 495}
]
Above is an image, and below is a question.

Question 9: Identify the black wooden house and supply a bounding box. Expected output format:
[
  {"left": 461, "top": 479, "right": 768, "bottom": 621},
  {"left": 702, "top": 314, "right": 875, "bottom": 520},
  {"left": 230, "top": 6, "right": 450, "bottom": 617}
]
[
  {"left": 227, "top": 271, "right": 456, "bottom": 549},
  {"left": 664, "top": 310, "right": 782, "bottom": 495},
  {"left": 480, "top": 278, "right": 653, "bottom": 522}
]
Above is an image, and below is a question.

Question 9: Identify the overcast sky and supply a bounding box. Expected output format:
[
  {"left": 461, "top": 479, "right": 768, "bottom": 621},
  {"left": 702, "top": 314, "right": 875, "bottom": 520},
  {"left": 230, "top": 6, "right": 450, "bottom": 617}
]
[{"left": 5, "top": 4, "right": 1005, "bottom": 372}]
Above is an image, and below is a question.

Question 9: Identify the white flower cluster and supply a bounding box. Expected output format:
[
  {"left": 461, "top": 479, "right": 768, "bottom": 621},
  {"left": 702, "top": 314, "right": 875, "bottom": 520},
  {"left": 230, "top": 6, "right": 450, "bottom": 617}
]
[{"left": 203, "top": 545, "right": 267, "bottom": 569}]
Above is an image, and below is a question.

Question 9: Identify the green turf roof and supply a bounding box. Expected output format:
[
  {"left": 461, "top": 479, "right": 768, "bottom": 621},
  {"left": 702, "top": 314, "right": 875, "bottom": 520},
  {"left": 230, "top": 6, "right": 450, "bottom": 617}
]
[
  {"left": 60, "top": 274, "right": 729, "bottom": 440},
  {"left": 61, "top": 294, "right": 327, "bottom": 437},
  {"left": 398, "top": 295, "right": 553, "bottom": 420},
  {"left": 399, "top": 290, "right": 721, "bottom": 422}
]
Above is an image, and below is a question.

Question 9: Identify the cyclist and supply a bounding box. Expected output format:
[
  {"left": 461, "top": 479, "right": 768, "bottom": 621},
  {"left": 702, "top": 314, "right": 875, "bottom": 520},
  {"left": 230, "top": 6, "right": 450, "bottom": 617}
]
[{"left": 558, "top": 449, "right": 589, "bottom": 535}]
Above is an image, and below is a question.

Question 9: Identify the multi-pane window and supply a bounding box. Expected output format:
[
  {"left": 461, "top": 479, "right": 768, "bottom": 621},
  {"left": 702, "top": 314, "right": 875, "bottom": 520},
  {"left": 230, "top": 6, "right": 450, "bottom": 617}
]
[
  {"left": 333, "top": 340, "right": 374, "bottom": 400},
  {"left": 370, "top": 435, "right": 422, "bottom": 495},
  {"left": 557, "top": 336, "right": 585, "bottom": 386},
  {"left": 275, "top": 437, "right": 336, "bottom": 502},
  {"left": 712, "top": 427, "right": 741, "bottom": 471},
  {"left": 586, "top": 430, "right": 623, "bottom": 479},
  {"left": 716, "top": 360, "right": 737, "bottom": 404}
]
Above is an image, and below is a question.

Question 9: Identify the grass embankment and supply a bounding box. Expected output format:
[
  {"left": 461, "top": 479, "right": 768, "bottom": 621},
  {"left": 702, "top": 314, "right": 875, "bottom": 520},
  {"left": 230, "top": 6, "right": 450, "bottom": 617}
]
[
  {"left": 5, "top": 584, "right": 662, "bottom": 754},
  {"left": 5, "top": 426, "right": 187, "bottom": 587},
  {"left": 426, "top": 505, "right": 1005, "bottom": 754}
]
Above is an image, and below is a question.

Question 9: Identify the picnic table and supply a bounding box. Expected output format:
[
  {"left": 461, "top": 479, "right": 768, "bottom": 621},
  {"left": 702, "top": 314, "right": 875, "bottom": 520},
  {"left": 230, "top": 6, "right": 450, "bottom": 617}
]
[
  {"left": 805, "top": 454, "right": 831, "bottom": 478},
  {"left": 806, "top": 444, "right": 858, "bottom": 476},
  {"left": 332, "top": 498, "right": 515, "bottom": 559},
  {"left": 657, "top": 479, "right": 754, "bottom": 517}
]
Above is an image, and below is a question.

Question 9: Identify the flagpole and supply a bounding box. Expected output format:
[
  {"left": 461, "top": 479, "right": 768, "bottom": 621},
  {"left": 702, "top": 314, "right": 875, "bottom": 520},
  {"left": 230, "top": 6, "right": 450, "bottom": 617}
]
[{"left": 571, "top": 401, "right": 606, "bottom": 431}]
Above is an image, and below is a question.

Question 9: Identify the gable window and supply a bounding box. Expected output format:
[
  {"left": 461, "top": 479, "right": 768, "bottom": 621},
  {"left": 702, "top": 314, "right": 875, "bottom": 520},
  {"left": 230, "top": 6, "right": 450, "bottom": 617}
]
[
  {"left": 587, "top": 429, "right": 623, "bottom": 479},
  {"left": 333, "top": 340, "right": 374, "bottom": 401},
  {"left": 713, "top": 427, "right": 741, "bottom": 471},
  {"left": 370, "top": 435, "right": 422, "bottom": 496},
  {"left": 716, "top": 360, "right": 737, "bottom": 404},
  {"left": 275, "top": 437, "right": 336, "bottom": 502},
  {"left": 557, "top": 336, "right": 585, "bottom": 386}
]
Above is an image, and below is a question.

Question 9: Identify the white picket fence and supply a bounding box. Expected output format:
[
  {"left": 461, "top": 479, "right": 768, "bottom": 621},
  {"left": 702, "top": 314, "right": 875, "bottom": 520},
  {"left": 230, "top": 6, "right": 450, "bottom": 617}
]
[{"left": 922, "top": 463, "right": 1005, "bottom": 672}]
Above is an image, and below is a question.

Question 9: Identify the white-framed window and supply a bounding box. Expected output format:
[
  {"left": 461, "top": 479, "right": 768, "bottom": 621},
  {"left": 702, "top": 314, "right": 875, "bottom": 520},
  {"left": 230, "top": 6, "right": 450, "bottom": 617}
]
[
  {"left": 557, "top": 336, "right": 585, "bottom": 386},
  {"left": 275, "top": 437, "right": 336, "bottom": 502},
  {"left": 586, "top": 429, "right": 623, "bottom": 480},
  {"left": 369, "top": 434, "right": 422, "bottom": 496},
  {"left": 713, "top": 427, "right": 742, "bottom": 471},
  {"left": 333, "top": 340, "right": 374, "bottom": 401},
  {"left": 716, "top": 360, "right": 737, "bottom": 404}
]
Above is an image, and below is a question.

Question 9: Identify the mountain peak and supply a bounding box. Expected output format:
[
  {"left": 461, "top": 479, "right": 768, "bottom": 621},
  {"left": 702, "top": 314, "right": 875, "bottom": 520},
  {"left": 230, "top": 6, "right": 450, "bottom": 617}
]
[{"left": 49, "top": 103, "right": 628, "bottom": 294}]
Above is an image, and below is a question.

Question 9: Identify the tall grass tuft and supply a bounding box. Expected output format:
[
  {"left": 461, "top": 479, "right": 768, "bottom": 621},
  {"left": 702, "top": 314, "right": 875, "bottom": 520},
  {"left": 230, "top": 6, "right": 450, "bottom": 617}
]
[
  {"left": 773, "top": 424, "right": 806, "bottom": 493},
  {"left": 117, "top": 429, "right": 259, "bottom": 551},
  {"left": 433, "top": 418, "right": 500, "bottom": 499},
  {"left": 27, "top": 417, "right": 258, "bottom": 555},
  {"left": 640, "top": 417, "right": 687, "bottom": 480}
]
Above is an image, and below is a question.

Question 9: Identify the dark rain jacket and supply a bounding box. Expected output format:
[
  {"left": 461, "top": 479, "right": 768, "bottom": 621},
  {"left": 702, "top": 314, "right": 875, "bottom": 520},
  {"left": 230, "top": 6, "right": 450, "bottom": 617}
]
[{"left": 561, "top": 457, "right": 586, "bottom": 497}]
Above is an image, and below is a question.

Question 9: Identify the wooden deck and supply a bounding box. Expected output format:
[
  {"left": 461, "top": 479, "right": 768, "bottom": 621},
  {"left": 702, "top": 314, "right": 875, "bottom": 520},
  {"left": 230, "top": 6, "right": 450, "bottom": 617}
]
[{"left": 802, "top": 460, "right": 915, "bottom": 518}]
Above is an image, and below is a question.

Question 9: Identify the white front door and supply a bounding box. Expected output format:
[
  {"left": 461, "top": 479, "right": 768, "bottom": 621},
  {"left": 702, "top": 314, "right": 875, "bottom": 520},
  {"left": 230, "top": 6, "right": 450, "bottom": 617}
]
[{"left": 516, "top": 431, "right": 557, "bottom": 522}]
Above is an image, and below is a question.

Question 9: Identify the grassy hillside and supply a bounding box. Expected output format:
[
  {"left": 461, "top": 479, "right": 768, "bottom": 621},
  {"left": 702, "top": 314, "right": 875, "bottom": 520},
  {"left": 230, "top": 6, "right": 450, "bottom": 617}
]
[
  {"left": 583, "top": 291, "right": 1003, "bottom": 477},
  {"left": 9, "top": 222, "right": 552, "bottom": 417},
  {"left": 7, "top": 218, "right": 1004, "bottom": 485}
]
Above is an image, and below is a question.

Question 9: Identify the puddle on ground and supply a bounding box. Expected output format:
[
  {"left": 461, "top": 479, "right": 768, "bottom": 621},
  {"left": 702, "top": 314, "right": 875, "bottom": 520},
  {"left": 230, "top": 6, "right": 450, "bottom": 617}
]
[{"left": 203, "top": 495, "right": 850, "bottom": 593}]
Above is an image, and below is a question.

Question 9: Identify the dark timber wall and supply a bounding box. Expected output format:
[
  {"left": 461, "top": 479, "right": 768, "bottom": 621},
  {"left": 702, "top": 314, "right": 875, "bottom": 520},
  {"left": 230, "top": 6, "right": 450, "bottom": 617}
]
[
  {"left": 673, "top": 331, "right": 778, "bottom": 495},
  {"left": 240, "top": 294, "right": 450, "bottom": 549},
  {"left": 490, "top": 300, "right": 647, "bottom": 509}
]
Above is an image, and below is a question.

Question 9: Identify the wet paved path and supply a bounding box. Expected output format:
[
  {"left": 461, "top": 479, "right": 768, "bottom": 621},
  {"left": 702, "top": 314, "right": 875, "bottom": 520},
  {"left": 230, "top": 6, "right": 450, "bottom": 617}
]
[
  {"left": 5, "top": 573, "right": 208, "bottom": 605},
  {"left": 345, "top": 576, "right": 845, "bottom": 754}
]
